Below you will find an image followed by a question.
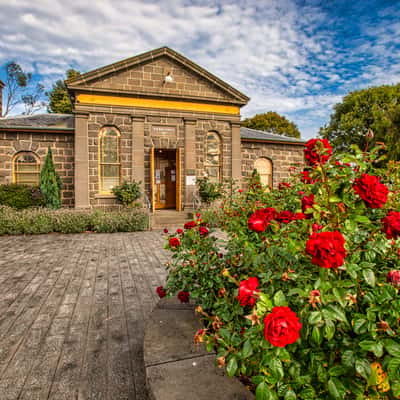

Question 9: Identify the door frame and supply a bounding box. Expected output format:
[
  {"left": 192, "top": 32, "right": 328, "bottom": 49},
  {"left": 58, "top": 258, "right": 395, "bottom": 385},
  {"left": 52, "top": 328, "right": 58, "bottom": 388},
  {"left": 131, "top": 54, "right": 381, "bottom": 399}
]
[{"left": 150, "top": 148, "right": 182, "bottom": 212}]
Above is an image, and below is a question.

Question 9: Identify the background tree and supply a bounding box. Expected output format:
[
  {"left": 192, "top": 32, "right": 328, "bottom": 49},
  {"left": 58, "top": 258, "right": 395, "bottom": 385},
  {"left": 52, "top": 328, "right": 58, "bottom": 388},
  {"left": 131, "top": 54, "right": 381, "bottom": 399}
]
[
  {"left": 40, "top": 147, "right": 62, "bottom": 209},
  {"left": 46, "top": 69, "right": 80, "bottom": 114},
  {"left": 2, "top": 62, "right": 45, "bottom": 117},
  {"left": 242, "top": 111, "right": 301, "bottom": 138},
  {"left": 320, "top": 83, "right": 400, "bottom": 160}
]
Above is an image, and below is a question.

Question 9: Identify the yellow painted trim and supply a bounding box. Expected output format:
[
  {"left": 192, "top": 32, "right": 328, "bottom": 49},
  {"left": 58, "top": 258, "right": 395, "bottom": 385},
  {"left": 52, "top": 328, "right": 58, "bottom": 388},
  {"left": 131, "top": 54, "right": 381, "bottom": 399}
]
[{"left": 77, "top": 94, "right": 240, "bottom": 115}]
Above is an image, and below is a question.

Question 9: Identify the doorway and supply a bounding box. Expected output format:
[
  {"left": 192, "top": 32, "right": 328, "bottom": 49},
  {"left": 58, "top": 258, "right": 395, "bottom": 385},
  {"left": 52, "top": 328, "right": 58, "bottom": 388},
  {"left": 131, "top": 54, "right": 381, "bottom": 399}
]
[{"left": 152, "top": 149, "right": 180, "bottom": 210}]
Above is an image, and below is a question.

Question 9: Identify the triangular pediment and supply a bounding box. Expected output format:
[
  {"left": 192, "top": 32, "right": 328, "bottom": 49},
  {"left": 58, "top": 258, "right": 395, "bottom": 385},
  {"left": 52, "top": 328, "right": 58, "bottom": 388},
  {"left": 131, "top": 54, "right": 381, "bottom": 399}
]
[{"left": 66, "top": 47, "right": 249, "bottom": 105}]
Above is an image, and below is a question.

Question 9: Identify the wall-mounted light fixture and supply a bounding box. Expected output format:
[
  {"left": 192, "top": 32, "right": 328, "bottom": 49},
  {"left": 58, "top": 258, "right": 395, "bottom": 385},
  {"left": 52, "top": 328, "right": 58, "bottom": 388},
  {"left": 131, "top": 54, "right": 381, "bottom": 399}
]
[{"left": 163, "top": 72, "right": 174, "bottom": 84}]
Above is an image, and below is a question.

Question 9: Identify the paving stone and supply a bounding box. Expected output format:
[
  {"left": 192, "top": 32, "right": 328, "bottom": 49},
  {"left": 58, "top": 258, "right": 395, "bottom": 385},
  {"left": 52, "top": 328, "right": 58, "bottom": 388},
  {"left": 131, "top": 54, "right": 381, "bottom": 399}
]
[{"left": 146, "top": 354, "right": 254, "bottom": 400}]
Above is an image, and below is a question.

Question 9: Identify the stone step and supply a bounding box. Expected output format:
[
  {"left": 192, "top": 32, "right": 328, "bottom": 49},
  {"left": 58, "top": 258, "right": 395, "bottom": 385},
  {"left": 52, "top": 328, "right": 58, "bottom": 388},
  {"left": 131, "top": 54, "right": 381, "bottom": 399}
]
[{"left": 151, "top": 210, "right": 193, "bottom": 229}]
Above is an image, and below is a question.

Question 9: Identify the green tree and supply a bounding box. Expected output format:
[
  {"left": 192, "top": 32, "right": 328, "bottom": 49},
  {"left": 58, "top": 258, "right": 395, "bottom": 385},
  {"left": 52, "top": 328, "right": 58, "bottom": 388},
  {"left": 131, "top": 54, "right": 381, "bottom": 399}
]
[
  {"left": 242, "top": 111, "right": 301, "bottom": 138},
  {"left": 40, "top": 147, "right": 62, "bottom": 209},
  {"left": 2, "top": 61, "right": 45, "bottom": 116},
  {"left": 320, "top": 83, "right": 400, "bottom": 160},
  {"left": 46, "top": 69, "right": 80, "bottom": 114}
]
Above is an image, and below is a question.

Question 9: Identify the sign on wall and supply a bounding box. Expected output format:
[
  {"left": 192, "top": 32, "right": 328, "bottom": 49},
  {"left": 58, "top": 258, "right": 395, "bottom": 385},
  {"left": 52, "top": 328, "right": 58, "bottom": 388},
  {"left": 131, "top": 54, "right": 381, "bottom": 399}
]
[{"left": 151, "top": 125, "right": 177, "bottom": 136}]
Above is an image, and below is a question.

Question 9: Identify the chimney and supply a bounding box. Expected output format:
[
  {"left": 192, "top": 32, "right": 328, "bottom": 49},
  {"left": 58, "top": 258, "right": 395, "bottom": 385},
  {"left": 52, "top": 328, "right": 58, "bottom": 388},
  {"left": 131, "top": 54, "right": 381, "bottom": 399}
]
[{"left": 0, "top": 80, "right": 4, "bottom": 117}]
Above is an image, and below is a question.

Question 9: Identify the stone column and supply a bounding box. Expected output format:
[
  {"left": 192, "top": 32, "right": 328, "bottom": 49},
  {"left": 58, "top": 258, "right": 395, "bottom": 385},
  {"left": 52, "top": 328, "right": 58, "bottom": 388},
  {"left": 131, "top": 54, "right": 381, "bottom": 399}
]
[
  {"left": 184, "top": 119, "right": 197, "bottom": 209},
  {"left": 131, "top": 116, "right": 145, "bottom": 193},
  {"left": 74, "top": 112, "right": 90, "bottom": 208},
  {"left": 231, "top": 122, "right": 241, "bottom": 187}
]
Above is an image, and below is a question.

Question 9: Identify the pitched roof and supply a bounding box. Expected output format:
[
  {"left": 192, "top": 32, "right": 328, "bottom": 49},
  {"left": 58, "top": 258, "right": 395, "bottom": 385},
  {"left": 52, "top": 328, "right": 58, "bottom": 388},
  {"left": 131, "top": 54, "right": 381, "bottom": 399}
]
[
  {"left": 0, "top": 114, "right": 74, "bottom": 130},
  {"left": 66, "top": 46, "right": 249, "bottom": 105},
  {"left": 240, "top": 127, "right": 305, "bottom": 144}
]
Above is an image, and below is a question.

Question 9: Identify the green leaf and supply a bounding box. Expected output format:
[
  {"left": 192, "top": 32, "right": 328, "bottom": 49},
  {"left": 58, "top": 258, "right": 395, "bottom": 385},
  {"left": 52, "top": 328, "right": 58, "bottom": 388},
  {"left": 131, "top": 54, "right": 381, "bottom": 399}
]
[
  {"left": 355, "top": 359, "right": 371, "bottom": 380},
  {"left": 298, "top": 386, "right": 316, "bottom": 400},
  {"left": 308, "top": 311, "right": 323, "bottom": 325},
  {"left": 273, "top": 290, "right": 287, "bottom": 307},
  {"left": 353, "top": 317, "right": 368, "bottom": 334},
  {"left": 325, "top": 305, "right": 348, "bottom": 324},
  {"left": 385, "top": 339, "right": 400, "bottom": 358},
  {"left": 284, "top": 390, "right": 297, "bottom": 400},
  {"left": 362, "top": 269, "right": 376, "bottom": 287},
  {"left": 311, "top": 326, "right": 322, "bottom": 346},
  {"left": 359, "top": 340, "right": 384, "bottom": 358},
  {"left": 257, "top": 293, "right": 273, "bottom": 315},
  {"left": 328, "top": 378, "right": 346, "bottom": 399},
  {"left": 353, "top": 215, "right": 370, "bottom": 224},
  {"left": 329, "top": 195, "right": 342, "bottom": 203},
  {"left": 269, "top": 359, "right": 284, "bottom": 380},
  {"left": 324, "top": 320, "right": 335, "bottom": 340},
  {"left": 329, "top": 365, "right": 349, "bottom": 377},
  {"left": 391, "top": 380, "right": 400, "bottom": 397},
  {"left": 388, "top": 358, "right": 400, "bottom": 380},
  {"left": 341, "top": 350, "right": 356, "bottom": 368},
  {"left": 242, "top": 339, "right": 253, "bottom": 358},
  {"left": 256, "top": 382, "right": 277, "bottom": 400},
  {"left": 226, "top": 356, "right": 238, "bottom": 377}
]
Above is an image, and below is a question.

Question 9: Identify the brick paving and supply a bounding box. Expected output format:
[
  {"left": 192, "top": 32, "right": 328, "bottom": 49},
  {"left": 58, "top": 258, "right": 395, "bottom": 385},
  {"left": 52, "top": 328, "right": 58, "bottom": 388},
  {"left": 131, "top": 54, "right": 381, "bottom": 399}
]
[{"left": 0, "top": 231, "right": 169, "bottom": 400}]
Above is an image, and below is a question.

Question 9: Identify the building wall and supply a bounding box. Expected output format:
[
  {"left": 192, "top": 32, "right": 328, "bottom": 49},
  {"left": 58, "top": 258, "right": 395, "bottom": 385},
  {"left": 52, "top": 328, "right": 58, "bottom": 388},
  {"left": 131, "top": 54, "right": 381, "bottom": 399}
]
[
  {"left": 241, "top": 141, "right": 304, "bottom": 187},
  {"left": 0, "top": 131, "right": 74, "bottom": 206}
]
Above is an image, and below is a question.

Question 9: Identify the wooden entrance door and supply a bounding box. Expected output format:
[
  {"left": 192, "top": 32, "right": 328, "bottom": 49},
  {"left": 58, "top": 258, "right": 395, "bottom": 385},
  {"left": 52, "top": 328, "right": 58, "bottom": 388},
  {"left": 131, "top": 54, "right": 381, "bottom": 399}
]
[{"left": 154, "top": 149, "right": 177, "bottom": 209}]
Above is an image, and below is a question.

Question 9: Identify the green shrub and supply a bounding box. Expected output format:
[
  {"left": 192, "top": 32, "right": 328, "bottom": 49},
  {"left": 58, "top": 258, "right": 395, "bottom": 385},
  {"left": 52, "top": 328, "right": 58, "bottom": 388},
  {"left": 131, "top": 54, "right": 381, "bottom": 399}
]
[
  {"left": 112, "top": 181, "right": 142, "bottom": 206},
  {"left": 164, "top": 142, "right": 400, "bottom": 400},
  {"left": 0, "top": 184, "right": 43, "bottom": 209},
  {"left": 0, "top": 207, "right": 148, "bottom": 235},
  {"left": 40, "top": 147, "right": 62, "bottom": 209},
  {"left": 196, "top": 176, "right": 223, "bottom": 204}
]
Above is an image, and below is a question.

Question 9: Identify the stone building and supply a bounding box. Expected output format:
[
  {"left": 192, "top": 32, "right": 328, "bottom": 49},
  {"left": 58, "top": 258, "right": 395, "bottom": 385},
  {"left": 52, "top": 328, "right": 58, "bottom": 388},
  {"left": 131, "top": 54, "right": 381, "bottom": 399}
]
[{"left": 0, "top": 47, "right": 304, "bottom": 210}]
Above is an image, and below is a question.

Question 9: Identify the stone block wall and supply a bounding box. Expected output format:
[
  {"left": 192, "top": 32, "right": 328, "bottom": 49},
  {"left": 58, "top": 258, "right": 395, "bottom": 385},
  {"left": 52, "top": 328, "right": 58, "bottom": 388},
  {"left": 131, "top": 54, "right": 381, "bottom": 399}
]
[
  {"left": 0, "top": 131, "right": 75, "bottom": 206},
  {"left": 241, "top": 141, "right": 304, "bottom": 187}
]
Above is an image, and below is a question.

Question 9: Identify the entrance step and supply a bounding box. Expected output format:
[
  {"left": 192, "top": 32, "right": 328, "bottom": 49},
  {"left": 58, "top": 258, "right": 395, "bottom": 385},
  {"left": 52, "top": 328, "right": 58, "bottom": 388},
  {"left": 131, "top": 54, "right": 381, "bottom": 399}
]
[{"left": 151, "top": 210, "right": 194, "bottom": 229}]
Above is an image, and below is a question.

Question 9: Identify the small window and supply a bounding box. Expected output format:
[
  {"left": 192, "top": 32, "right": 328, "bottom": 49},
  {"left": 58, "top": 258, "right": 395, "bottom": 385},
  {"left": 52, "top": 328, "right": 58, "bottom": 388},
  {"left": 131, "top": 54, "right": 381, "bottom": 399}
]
[
  {"left": 205, "top": 131, "right": 222, "bottom": 182},
  {"left": 254, "top": 158, "right": 273, "bottom": 188},
  {"left": 99, "top": 126, "right": 121, "bottom": 193},
  {"left": 13, "top": 152, "right": 40, "bottom": 185}
]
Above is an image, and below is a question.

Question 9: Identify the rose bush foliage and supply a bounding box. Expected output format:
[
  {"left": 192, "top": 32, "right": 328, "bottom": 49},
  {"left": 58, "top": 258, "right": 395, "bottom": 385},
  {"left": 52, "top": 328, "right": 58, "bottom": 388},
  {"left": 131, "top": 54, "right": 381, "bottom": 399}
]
[{"left": 163, "top": 142, "right": 400, "bottom": 400}]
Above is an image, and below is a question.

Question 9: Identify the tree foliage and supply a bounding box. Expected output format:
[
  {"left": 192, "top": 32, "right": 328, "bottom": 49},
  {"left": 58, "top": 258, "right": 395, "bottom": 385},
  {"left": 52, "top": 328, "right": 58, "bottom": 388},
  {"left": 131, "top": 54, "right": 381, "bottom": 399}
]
[
  {"left": 320, "top": 83, "right": 400, "bottom": 161},
  {"left": 242, "top": 111, "right": 301, "bottom": 138},
  {"left": 40, "top": 147, "right": 62, "bottom": 209},
  {"left": 2, "top": 62, "right": 45, "bottom": 116},
  {"left": 46, "top": 69, "right": 80, "bottom": 114}
]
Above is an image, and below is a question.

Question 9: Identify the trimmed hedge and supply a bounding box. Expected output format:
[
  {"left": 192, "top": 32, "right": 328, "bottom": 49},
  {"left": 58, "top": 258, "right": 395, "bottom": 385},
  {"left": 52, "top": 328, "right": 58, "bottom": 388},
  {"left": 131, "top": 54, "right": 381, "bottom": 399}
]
[
  {"left": 0, "top": 184, "right": 43, "bottom": 209},
  {"left": 0, "top": 206, "right": 149, "bottom": 235}
]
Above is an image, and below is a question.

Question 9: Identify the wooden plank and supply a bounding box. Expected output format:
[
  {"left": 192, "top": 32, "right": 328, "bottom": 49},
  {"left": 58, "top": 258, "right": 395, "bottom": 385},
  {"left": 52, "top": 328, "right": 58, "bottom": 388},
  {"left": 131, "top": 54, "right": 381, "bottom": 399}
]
[{"left": 176, "top": 148, "right": 182, "bottom": 211}]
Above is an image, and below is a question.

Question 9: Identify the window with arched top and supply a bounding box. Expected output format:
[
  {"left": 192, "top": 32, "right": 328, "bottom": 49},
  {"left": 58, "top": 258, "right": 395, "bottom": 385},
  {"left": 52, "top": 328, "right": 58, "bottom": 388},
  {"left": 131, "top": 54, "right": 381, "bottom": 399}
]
[
  {"left": 99, "top": 126, "right": 121, "bottom": 193},
  {"left": 13, "top": 152, "right": 40, "bottom": 185},
  {"left": 254, "top": 157, "right": 273, "bottom": 188},
  {"left": 205, "top": 131, "right": 222, "bottom": 182}
]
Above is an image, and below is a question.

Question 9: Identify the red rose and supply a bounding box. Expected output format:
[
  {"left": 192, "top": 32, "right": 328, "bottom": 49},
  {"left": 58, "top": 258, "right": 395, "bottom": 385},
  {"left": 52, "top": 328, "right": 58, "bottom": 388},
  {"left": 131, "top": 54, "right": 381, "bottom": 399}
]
[
  {"left": 156, "top": 286, "right": 167, "bottom": 298},
  {"left": 248, "top": 208, "right": 277, "bottom": 232},
  {"left": 238, "top": 189, "right": 243, "bottom": 193},
  {"left": 276, "top": 210, "right": 296, "bottom": 224},
  {"left": 304, "top": 139, "right": 332, "bottom": 166},
  {"left": 306, "top": 231, "right": 346, "bottom": 269},
  {"left": 293, "top": 212, "right": 306, "bottom": 220},
  {"left": 387, "top": 270, "right": 400, "bottom": 287},
  {"left": 176, "top": 228, "right": 183, "bottom": 234},
  {"left": 263, "top": 306, "right": 302, "bottom": 347},
  {"left": 301, "top": 194, "right": 315, "bottom": 217},
  {"left": 382, "top": 211, "right": 400, "bottom": 239},
  {"left": 312, "top": 223, "right": 323, "bottom": 232},
  {"left": 184, "top": 221, "right": 197, "bottom": 229},
  {"left": 169, "top": 237, "right": 180, "bottom": 248},
  {"left": 163, "top": 228, "right": 169, "bottom": 234},
  {"left": 279, "top": 182, "right": 291, "bottom": 190},
  {"left": 199, "top": 226, "right": 209, "bottom": 236},
  {"left": 177, "top": 290, "right": 190, "bottom": 303},
  {"left": 196, "top": 212, "right": 201, "bottom": 218},
  {"left": 237, "top": 277, "right": 260, "bottom": 307},
  {"left": 353, "top": 174, "right": 389, "bottom": 208}
]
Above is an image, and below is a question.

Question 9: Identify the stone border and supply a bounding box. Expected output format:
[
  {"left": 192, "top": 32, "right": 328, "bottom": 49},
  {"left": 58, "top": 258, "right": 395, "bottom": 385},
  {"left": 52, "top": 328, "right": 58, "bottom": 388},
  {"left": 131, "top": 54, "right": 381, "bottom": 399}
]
[{"left": 143, "top": 298, "right": 254, "bottom": 400}]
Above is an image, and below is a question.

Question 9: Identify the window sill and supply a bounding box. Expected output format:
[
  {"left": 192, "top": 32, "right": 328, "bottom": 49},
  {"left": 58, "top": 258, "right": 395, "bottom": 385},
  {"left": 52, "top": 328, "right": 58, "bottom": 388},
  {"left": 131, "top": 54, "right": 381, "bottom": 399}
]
[{"left": 95, "top": 193, "right": 117, "bottom": 199}]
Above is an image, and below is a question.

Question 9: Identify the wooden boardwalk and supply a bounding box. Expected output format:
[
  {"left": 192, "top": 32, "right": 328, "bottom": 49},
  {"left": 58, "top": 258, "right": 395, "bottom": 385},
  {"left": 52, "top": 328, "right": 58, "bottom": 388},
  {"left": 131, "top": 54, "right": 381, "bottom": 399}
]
[{"left": 0, "top": 232, "right": 169, "bottom": 400}]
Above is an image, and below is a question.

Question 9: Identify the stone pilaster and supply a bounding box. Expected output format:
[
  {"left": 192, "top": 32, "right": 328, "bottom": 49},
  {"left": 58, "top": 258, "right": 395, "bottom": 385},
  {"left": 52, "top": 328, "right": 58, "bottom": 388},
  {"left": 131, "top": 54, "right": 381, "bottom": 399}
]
[
  {"left": 184, "top": 118, "right": 197, "bottom": 209},
  {"left": 231, "top": 122, "right": 241, "bottom": 186},
  {"left": 131, "top": 116, "right": 145, "bottom": 193},
  {"left": 74, "top": 113, "right": 90, "bottom": 208}
]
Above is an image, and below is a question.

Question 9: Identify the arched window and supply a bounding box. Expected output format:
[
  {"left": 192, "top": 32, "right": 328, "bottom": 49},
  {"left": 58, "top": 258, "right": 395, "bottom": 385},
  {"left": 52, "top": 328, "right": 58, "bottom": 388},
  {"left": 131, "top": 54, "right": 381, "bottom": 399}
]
[
  {"left": 205, "top": 131, "right": 222, "bottom": 182},
  {"left": 254, "top": 157, "right": 273, "bottom": 188},
  {"left": 13, "top": 152, "right": 40, "bottom": 185},
  {"left": 99, "top": 126, "right": 121, "bottom": 193}
]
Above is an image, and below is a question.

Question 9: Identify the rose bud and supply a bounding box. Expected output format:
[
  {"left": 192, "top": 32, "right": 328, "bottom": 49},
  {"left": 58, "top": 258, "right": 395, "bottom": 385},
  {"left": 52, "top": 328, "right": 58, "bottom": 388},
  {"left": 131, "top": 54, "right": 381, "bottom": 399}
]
[
  {"left": 169, "top": 237, "right": 180, "bottom": 248},
  {"left": 194, "top": 329, "right": 207, "bottom": 344},
  {"left": 387, "top": 270, "right": 400, "bottom": 287},
  {"left": 218, "top": 288, "right": 227, "bottom": 297},
  {"left": 156, "top": 286, "right": 167, "bottom": 298},
  {"left": 176, "top": 228, "right": 183, "bottom": 234},
  {"left": 163, "top": 228, "right": 169, "bottom": 234},
  {"left": 312, "top": 223, "right": 323, "bottom": 232},
  {"left": 177, "top": 290, "right": 190, "bottom": 303},
  {"left": 196, "top": 212, "right": 201, "bottom": 218}
]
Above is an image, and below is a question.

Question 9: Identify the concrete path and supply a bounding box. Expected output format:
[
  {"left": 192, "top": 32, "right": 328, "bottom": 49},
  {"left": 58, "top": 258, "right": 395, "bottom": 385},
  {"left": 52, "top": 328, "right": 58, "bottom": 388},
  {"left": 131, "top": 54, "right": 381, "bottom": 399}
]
[{"left": 0, "top": 232, "right": 169, "bottom": 400}]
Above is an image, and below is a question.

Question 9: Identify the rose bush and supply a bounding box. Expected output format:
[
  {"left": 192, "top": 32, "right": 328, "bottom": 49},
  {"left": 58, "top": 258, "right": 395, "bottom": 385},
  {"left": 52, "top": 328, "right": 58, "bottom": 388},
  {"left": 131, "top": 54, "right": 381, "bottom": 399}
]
[{"left": 163, "top": 142, "right": 400, "bottom": 400}]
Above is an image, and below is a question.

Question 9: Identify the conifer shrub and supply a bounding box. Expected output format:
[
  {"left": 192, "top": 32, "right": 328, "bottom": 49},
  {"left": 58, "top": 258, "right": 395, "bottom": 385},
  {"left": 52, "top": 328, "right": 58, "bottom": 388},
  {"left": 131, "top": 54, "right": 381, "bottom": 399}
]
[{"left": 40, "top": 147, "right": 62, "bottom": 209}]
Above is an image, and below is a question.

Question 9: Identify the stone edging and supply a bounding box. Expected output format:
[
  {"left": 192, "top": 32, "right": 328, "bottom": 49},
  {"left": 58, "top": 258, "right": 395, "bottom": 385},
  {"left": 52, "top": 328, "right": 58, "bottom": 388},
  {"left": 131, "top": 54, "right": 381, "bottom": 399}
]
[{"left": 143, "top": 297, "right": 254, "bottom": 400}]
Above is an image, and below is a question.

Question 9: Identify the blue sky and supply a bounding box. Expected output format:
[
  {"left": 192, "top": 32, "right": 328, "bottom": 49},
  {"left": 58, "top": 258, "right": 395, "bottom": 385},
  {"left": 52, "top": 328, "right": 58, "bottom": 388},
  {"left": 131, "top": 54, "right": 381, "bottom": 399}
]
[{"left": 0, "top": 0, "right": 399, "bottom": 139}]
